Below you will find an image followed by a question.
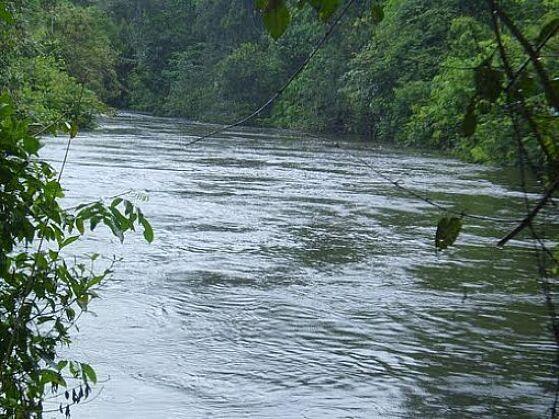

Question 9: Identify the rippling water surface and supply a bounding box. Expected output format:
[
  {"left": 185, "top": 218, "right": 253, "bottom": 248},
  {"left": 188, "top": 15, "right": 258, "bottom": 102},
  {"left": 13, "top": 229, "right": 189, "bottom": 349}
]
[{"left": 41, "top": 113, "right": 557, "bottom": 417}]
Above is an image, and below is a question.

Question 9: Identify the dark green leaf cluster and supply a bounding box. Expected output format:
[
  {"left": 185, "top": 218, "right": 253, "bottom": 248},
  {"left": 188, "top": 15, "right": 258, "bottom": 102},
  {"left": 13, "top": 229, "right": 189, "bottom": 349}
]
[{"left": 435, "top": 216, "right": 462, "bottom": 250}]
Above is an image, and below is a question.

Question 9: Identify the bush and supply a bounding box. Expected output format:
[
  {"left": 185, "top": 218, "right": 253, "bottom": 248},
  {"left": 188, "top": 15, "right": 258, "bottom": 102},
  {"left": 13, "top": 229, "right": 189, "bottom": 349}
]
[{"left": 0, "top": 92, "right": 152, "bottom": 416}]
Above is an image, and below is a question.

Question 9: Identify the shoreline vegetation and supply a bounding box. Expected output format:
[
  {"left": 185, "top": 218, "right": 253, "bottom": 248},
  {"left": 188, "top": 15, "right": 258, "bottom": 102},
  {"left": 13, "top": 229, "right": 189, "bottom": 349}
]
[{"left": 1, "top": 0, "right": 557, "bottom": 165}]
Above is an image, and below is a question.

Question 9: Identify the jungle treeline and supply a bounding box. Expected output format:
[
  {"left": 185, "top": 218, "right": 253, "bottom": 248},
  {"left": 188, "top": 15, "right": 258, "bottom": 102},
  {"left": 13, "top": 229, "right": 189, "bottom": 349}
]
[{"left": 1, "top": 0, "right": 557, "bottom": 163}]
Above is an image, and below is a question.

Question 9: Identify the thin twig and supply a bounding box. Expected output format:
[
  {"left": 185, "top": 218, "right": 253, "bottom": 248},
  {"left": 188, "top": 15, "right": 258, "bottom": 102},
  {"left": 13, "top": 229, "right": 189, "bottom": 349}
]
[{"left": 497, "top": 177, "right": 559, "bottom": 247}]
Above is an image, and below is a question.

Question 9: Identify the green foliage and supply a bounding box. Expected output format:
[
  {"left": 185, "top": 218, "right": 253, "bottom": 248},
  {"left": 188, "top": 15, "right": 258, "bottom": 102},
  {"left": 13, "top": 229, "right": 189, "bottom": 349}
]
[
  {"left": 0, "top": 0, "right": 120, "bottom": 127},
  {"left": 370, "top": 4, "right": 384, "bottom": 23},
  {"left": 271, "top": 44, "right": 352, "bottom": 131},
  {"left": 7, "top": 0, "right": 546, "bottom": 170},
  {"left": 49, "top": 1, "right": 120, "bottom": 103},
  {"left": 0, "top": 92, "right": 152, "bottom": 415},
  {"left": 163, "top": 44, "right": 222, "bottom": 119},
  {"left": 13, "top": 56, "right": 101, "bottom": 128},
  {"left": 0, "top": 2, "right": 12, "bottom": 23},
  {"left": 435, "top": 216, "right": 463, "bottom": 250},
  {"left": 2, "top": 0, "right": 550, "bottom": 170},
  {"left": 256, "top": 0, "right": 291, "bottom": 39},
  {"left": 217, "top": 42, "right": 284, "bottom": 118}
]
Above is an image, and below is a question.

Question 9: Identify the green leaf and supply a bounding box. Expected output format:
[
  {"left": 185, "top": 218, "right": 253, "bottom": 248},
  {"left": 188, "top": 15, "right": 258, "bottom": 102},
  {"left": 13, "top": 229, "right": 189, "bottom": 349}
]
[
  {"left": 435, "top": 216, "right": 463, "bottom": 250},
  {"left": 312, "top": 0, "right": 341, "bottom": 21},
  {"left": 90, "top": 216, "right": 101, "bottom": 231},
  {"left": 23, "top": 136, "right": 40, "bottom": 154},
  {"left": 60, "top": 235, "right": 80, "bottom": 249},
  {"left": 45, "top": 180, "right": 64, "bottom": 199},
  {"left": 40, "top": 370, "right": 67, "bottom": 387},
  {"left": 81, "top": 363, "right": 97, "bottom": 384},
  {"left": 537, "top": 17, "right": 559, "bottom": 46},
  {"left": 66, "top": 307, "right": 75, "bottom": 321},
  {"left": 70, "top": 122, "right": 79, "bottom": 139},
  {"left": 56, "top": 361, "right": 68, "bottom": 371},
  {"left": 140, "top": 215, "right": 154, "bottom": 243},
  {"left": 462, "top": 101, "right": 477, "bottom": 137},
  {"left": 69, "top": 362, "right": 79, "bottom": 377},
  {"left": 87, "top": 274, "right": 104, "bottom": 289},
  {"left": 371, "top": 5, "right": 384, "bottom": 24},
  {"left": 77, "top": 295, "right": 89, "bottom": 310},
  {"left": 261, "top": 0, "right": 291, "bottom": 39},
  {"left": 76, "top": 217, "right": 84, "bottom": 234}
]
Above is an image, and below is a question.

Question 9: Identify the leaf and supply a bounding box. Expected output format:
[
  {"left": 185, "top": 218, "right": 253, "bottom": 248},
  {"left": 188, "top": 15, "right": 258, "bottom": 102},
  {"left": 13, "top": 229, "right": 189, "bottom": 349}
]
[
  {"left": 66, "top": 307, "right": 75, "bottom": 321},
  {"left": 77, "top": 295, "right": 89, "bottom": 310},
  {"left": 81, "top": 363, "right": 97, "bottom": 384},
  {"left": 60, "top": 235, "right": 80, "bottom": 249},
  {"left": 23, "top": 136, "right": 40, "bottom": 154},
  {"left": 462, "top": 101, "right": 477, "bottom": 137},
  {"left": 56, "top": 361, "right": 68, "bottom": 371},
  {"left": 261, "top": 0, "right": 291, "bottom": 39},
  {"left": 70, "top": 122, "right": 79, "bottom": 139},
  {"left": 105, "top": 217, "right": 124, "bottom": 243},
  {"left": 313, "top": 0, "right": 341, "bottom": 21},
  {"left": 371, "top": 5, "right": 384, "bottom": 24},
  {"left": 76, "top": 217, "right": 84, "bottom": 234},
  {"left": 87, "top": 275, "right": 104, "bottom": 289},
  {"left": 435, "top": 216, "right": 463, "bottom": 250},
  {"left": 45, "top": 180, "right": 64, "bottom": 199},
  {"left": 537, "top": 17, "right": 559, "bottom": 46},
  {"left": 474, "top": 65, "right": 503, "bottom": 103},
  {"left": 139, "top": 215, "right": 154, "bottom": 243},
  {"left": 40, "top": 370, "right": 67, "bottom": 387},
  {"left": 90, "top": 216, "right": 101, "bottom": 231}
]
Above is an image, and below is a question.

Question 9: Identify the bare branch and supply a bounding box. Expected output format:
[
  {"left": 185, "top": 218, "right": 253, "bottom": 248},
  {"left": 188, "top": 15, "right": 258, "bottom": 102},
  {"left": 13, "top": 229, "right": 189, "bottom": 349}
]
[{"left": 497, "top": 177, "right": 559, "bottom": 247}]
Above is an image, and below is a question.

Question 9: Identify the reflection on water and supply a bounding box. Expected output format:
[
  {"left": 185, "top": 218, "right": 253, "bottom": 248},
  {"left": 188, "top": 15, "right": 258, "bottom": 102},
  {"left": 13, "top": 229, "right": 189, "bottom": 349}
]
[{"left": 41, "top": 112, "right": 557, "bottom": 417}]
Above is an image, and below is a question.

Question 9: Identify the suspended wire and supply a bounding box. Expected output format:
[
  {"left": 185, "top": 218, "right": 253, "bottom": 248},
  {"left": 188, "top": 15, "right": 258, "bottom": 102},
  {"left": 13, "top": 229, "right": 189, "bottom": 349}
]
[
  {"left": 303, "top": 130, "right": 529, "bottom": 224},
  {"left": 155, "top": 0, "right": 530, "bottom": 227},
  {"left": 36, "top": 153, "right": 527, "bottom": 224},
  {"left": 180, "top": 0, "right": 357, "bottom": 148}
]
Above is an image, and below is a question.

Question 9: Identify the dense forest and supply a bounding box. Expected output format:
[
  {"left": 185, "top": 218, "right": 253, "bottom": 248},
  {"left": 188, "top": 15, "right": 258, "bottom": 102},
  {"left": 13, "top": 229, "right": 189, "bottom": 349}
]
[{"left": 1, "top": 0, "right": 557, "bottom": 163}]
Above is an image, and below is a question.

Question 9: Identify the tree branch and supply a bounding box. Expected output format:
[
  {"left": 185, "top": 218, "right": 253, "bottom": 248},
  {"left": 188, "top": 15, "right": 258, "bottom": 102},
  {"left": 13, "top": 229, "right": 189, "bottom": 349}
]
[{"left": 497, "top": 177, "right": 559, "bottom": 247}]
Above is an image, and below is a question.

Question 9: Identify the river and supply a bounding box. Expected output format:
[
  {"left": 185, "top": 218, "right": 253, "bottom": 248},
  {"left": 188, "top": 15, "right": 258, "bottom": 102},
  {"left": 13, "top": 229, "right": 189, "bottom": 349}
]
[{"left": 41, "top": 112, "right": 556, "bottom": 417}]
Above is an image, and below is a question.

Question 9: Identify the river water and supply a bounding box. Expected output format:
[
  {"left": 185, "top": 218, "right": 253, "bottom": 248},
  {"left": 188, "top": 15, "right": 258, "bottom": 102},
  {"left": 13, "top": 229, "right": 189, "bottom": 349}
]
[{"left": 41, "top": 112, "right": 556, "bottom": 417}]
